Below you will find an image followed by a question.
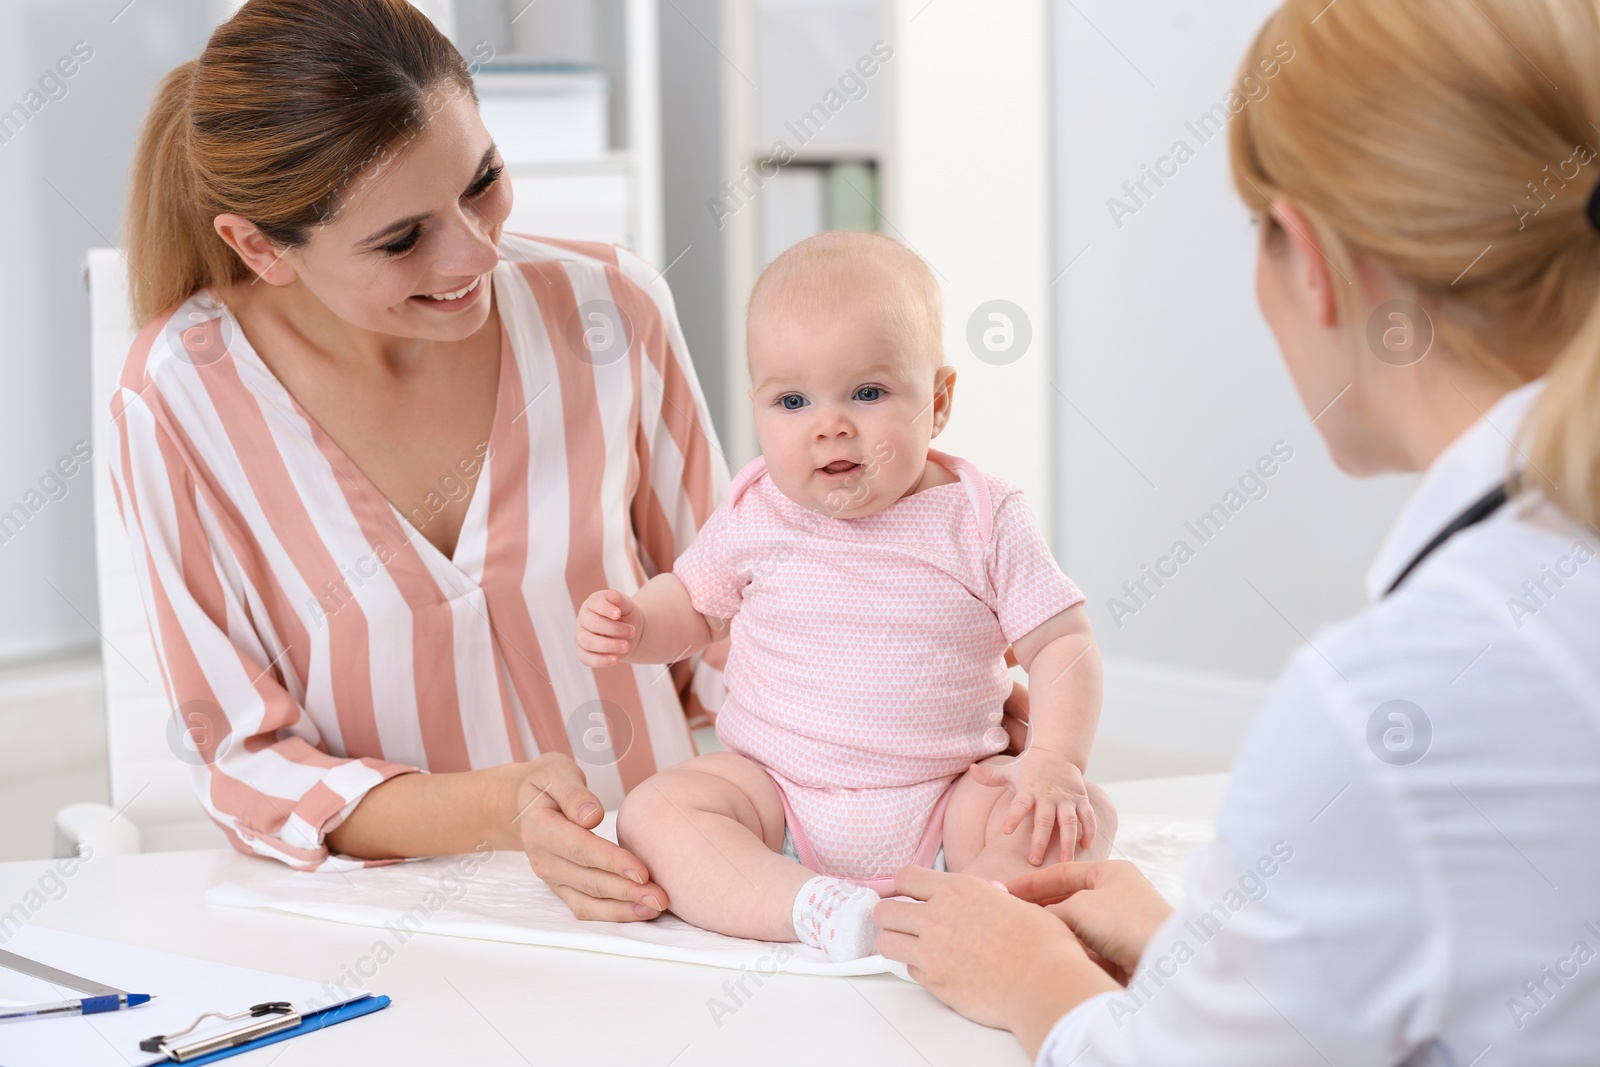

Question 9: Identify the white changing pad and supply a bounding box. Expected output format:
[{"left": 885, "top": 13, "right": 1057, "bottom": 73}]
[{"left": 207, "top": 811, "right": 1213, "bottom": 978}]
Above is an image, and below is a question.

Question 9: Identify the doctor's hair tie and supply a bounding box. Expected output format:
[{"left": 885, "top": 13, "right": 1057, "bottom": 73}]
[{"left": 1586, "top": 179, "right": 1600, "bottom": 233}]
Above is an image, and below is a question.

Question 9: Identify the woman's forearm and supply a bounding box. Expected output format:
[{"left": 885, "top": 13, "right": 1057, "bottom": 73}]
[{"left": 324, "top": 764, "right": 521, "bottom": 860}]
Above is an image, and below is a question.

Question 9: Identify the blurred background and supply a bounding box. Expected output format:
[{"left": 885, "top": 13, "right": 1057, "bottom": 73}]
[{"left": 0, "top": 0, "right": 1413, "bottom": 861}]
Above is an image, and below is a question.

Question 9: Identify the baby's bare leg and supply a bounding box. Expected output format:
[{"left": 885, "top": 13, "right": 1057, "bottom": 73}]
[
  {"left": 940, "top": 754, "right": 1119, "bottom": 884},
  {"left": 615, "top": 751, "right": 813, "bottom": 942}
]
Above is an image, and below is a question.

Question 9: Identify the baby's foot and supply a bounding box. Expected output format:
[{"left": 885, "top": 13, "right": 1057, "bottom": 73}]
[{"left": 791, "top": 875, "right": 881, "bottom": 962}]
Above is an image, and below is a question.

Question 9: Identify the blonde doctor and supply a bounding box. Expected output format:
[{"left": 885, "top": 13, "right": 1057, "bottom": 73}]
[{"left": 875, "top": 0, "right": 1600, "bottom": 1063}]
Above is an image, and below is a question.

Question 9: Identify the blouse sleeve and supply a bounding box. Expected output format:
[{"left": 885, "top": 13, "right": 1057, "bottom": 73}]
[
  {"left": 614, "top": 245, "right": 734, "bottom": 729},
  {"left": 984, "top": 488, "right": 1086, "bottom": 643},
  {"left": 109, "top": 386, "right": 419, "bottom": 872}
]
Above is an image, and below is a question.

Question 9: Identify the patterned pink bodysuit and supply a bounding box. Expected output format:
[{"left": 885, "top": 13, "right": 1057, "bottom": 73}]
[{"left": 670, "top": 449, "right": 1084, "bottom": 893}]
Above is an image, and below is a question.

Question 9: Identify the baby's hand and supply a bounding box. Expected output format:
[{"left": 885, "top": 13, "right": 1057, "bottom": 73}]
[
  {"left": 576, "top": 589, "right": 641, "bottom": 667},
  {"left": 967, "top": 748, "right": 1095, "bottom": 865}
]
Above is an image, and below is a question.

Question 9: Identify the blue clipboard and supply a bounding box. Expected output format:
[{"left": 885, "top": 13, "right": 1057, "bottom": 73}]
[{"left": 162, "top": 994, "right": 391, "bottom": 1064}]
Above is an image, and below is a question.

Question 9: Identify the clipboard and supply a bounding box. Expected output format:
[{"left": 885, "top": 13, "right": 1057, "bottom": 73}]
[
  {"left": 0, "top": 927, "right": 388, "bottom": 1067},
  {"left": 141, "top": 994, "right": 392, "bottom": 1064}
]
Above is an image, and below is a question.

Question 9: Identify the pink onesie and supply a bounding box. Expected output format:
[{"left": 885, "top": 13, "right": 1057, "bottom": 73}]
[{"left": 670, "top": 449, "right": 1084, "bottom": 893}]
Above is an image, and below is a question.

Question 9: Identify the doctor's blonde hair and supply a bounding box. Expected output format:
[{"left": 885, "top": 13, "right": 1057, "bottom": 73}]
[
  {"left": 125, "top": 0, "right": 475, "bottom": 327},
  {"left": 1231, "top": 0, "right": 1600, "bottom": 529}
]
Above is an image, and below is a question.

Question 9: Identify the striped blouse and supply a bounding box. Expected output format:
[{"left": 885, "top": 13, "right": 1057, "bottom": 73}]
[{"left": 109, "top": 233, "right": 731, "bottom": 872}]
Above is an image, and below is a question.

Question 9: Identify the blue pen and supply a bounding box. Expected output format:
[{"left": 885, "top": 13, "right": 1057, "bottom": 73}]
[{"left": 0, "top": 993, "right": 154, "bottom": 1022}]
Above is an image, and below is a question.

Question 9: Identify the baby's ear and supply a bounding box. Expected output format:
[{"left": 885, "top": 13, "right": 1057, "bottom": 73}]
[{"left": 931, "top": 365, "right": 957, "bottom": 433}]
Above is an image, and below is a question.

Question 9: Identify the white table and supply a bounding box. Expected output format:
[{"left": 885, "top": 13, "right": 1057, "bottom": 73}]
[{"left": 0, "top": 775, "right": 1226, "bottom": 1066}]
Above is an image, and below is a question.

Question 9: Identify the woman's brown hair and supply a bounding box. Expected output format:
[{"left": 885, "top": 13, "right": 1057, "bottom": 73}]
[
  {"left": 125, "top": 0, "right": 478, "bottom": 326},
  {"left": 1230, "top": 0, "right": 1600, "bottom": 529}
]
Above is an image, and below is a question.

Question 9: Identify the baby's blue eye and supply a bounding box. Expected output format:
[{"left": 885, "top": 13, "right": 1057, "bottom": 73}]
[
  {"left": 855, "top": 386, "right": 884, "bottom": 402},
  {"left": 779, "top": 394, "right": 808, "bottom": 410}
]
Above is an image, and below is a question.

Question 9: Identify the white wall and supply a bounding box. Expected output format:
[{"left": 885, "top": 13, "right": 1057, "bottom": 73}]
[
  {"left": 658, "top": 0, "right": 729, "bottom": 441},
  {"left": 1050, "top": 0, "right": 1415, "bottom": 684},
  {"left": 883, "top": 0, "right": 1054, "bottom": 519},
  {"left": 0, "top": 0, "right": 217, "bottom": 663}
]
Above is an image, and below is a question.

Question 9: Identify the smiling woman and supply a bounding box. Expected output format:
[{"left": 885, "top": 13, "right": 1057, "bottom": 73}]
[{"left": 113, "top": 0, "right": 737, "bottom": 925}]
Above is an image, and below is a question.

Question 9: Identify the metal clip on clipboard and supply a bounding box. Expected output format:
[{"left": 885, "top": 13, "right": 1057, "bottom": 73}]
[{"left": 140, "top": 1001, "right": 301, "bottom": 1063}]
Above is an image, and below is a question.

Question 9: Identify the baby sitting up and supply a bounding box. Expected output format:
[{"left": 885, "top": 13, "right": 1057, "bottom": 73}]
[{"left": 575, "top": 230, "right": 1116, "bottom": 961}]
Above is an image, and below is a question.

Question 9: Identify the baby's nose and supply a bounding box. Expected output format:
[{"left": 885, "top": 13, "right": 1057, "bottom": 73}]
[{"left": 814, "top": 413, "right": 855, "bottom": 438}]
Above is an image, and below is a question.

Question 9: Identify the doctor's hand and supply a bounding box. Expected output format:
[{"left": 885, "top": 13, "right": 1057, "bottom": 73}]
[
  {"left": 967, "top": 748, "right": 1096, "bottom": 864},
  {"left": 1005, "top": 859, "right": 1173, "bottom": 982},
  {"left": 576, "top": 589, "right": 641, "bottom": 667},
  {"left": 874, "top": 867, "right": 1120, "bottom": 1058},
  {"left": 496, "top": 756, "right": 670, "bottom": 922}
]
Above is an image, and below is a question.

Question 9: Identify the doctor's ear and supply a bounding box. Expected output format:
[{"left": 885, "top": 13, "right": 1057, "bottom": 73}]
[
  {"left": 213, "top": 213, "right": 298, "bottom": 286},
  {"left": 1267, "top": 198, "right": 1340, "bottom": 330}
]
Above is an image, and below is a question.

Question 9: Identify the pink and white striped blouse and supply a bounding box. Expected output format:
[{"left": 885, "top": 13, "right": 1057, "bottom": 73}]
[{"left": 109, "top": 232, "right": 730, "bottom": 871}]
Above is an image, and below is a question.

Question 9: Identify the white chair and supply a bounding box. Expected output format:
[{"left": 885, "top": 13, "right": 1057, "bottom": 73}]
[{"left": 55, "top": 249, "right": 228, "bottom": 857}]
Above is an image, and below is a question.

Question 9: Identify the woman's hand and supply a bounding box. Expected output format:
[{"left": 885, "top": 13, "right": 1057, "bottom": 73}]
[
  {"left": 874, "top": 867, "right": 1120, "bottom": 1056},
  {"left": 493, "top": 755, "right": 670, "bottom": 922},
  {"left": 1005, "top": 859, "right": 1173, "bottom": 981},
  {"left": 576, "top": 589, "right": 641, "bottom": 667},
  {"left": 967, "top": 749, "right": 1096, "bottom": 863}
]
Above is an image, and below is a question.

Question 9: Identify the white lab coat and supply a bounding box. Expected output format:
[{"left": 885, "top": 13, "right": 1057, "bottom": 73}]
[{"left": 1040, "top": 379, "right": 1600, "bottom": 1066}]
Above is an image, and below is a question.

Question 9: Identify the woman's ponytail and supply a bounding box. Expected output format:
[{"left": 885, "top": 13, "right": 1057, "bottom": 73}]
[
  {"left": 125, "top": 61, "right": 219, "bottom": 326},
  {"left": 1529, "top": 296, "right": 1600, "bottom": 529}
]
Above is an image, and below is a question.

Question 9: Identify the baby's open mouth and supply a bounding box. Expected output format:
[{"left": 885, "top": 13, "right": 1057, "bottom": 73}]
[{"left": 819, "top": 460, "right": 860, "bottom": 475}]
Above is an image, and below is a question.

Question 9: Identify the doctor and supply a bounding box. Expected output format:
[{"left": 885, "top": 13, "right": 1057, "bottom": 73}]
[{"left": 875, "top": 0, "right": 1600, "bottom": 1062}]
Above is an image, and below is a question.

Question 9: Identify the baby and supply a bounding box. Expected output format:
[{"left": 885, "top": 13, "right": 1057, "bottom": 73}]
[{"left": 575, "top": 231, "right": 1115, "bottom": 961}]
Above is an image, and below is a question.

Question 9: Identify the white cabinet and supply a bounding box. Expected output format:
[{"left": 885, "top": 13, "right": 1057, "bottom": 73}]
[
  {"left": 477, "top": 68, "right": 611, "bottom": 164},
  {"left": 504, "top": 162, "right": 633, "bottom": 247},
  {"left": 420, "top": 0, "right": 663, "bottom": 265}
]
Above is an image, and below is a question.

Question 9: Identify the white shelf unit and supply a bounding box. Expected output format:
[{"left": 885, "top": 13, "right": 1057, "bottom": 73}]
[
  {"left": 715, "top": 0, "right": 890, "bottom": 465},
  {"left": 419, "top": 0, "right": 664, "bottom": 266}
]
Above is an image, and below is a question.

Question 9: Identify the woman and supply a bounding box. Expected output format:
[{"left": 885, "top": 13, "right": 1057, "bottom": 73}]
[
  {"left": 114, "top": 0, "right": 733, "bottom": 922},
  {"left": 876, "top": 0, "right": 1600, "bottom": 1062}
]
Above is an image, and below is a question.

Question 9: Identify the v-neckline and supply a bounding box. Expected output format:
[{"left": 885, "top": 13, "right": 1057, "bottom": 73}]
[{"left": 213, "top": 268, "right": 514, "bottom": 575}]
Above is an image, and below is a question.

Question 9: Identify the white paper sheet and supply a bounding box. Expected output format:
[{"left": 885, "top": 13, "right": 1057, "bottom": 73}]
[
  {"left": 0, "top": 926, "right": 367, "bottom": 1067},
  {"left": 207, "top": 812, "right": 1214, "bottom": 979}
]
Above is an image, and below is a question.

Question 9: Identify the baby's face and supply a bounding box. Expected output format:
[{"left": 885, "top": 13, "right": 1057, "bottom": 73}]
[{"left": 748, "top": 296, "right": 945, "bottom": 519}]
